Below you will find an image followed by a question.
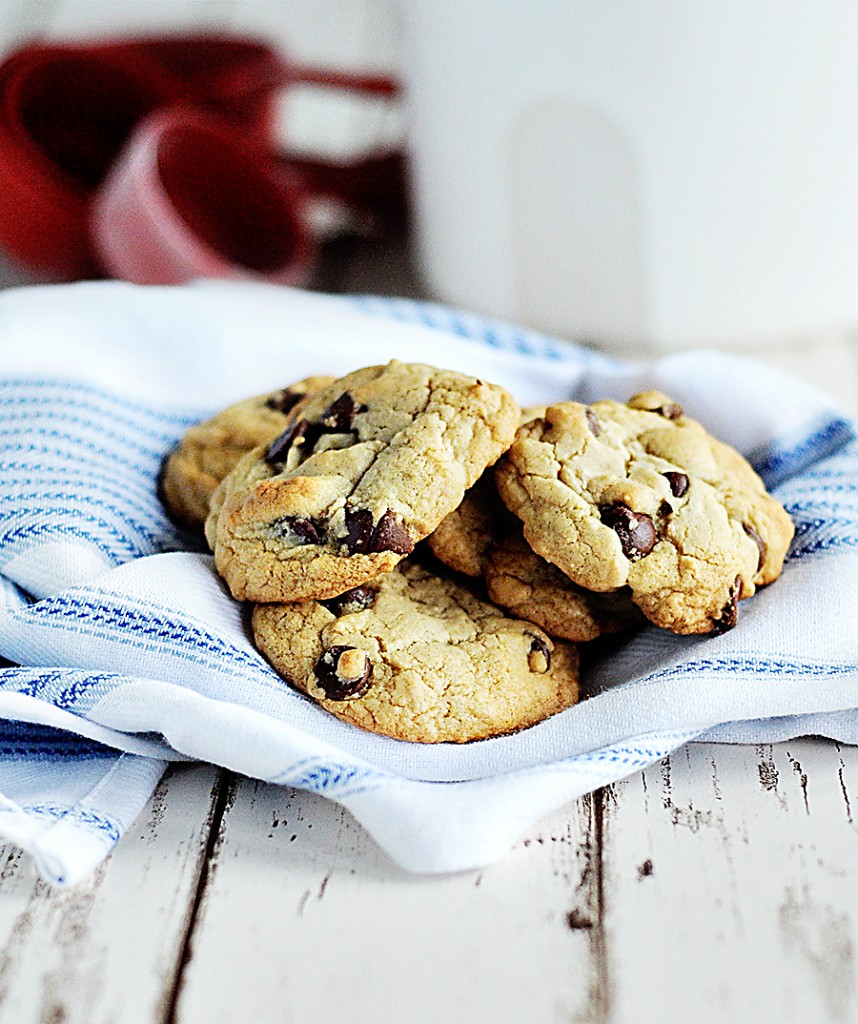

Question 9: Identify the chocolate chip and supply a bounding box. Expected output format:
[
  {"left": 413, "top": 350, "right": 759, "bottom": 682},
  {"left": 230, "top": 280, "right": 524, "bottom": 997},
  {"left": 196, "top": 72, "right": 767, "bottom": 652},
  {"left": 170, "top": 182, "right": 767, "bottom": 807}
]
[
  {"left": 599, "top": 504, "right": 658, "bottom": 559},
  {"left": 663, "top": 471, "right": 689, "bottom": 498},
  {"left": 658, "top": 500, "right": 673, "bottom": 517},
  {"left": 273, "top": 515, "right": 324, "bottom": 545},
  {"left": 266, "top": 419, "right": 310, "bottom": 465},
  {"left": 371, "top": 510, "right": 414, "bottom": 554},
  {"left": 711, "top": 576, "right": 742, "bottom": 634},
  {"left": 743, "top": 522, "right": 767, "bottom": 573},
  {"left": 314, "top": 646, "right": 372, "bottom": 700},
  {"left": 344, "top": 508, "right": 374, "bottom": 554},
  {"left": 585, "top": 408, "right": 601, "bottom": 436},
  {"left": 265, "top": 387, "right": 303, "bottom": 414},
  {"left": 321, "top": 585, "right": 376, "bottom": 616},
  {"left": 344, "top": 508, "right": 414, "bottom": 555},
  {"left": 527, "top": 635, "right": 552, "bottom": 673},
  {"left": 321, "top": 392, "right": 365, "bottom": 432},
  {"left": 267, "top": 391, "right": 369, "bottom": 470}
]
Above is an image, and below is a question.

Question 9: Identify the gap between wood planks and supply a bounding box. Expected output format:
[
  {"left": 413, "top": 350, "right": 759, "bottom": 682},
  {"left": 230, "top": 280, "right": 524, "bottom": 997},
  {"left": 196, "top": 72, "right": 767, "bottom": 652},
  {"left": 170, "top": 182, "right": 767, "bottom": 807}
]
[
  {"left": 159, "top": 769, "right": 236, "bottom": 1024},
  {"left": 156, "top": 771, "right": 616, "bottom": 1024},
  {"left": 561, "top": 787, "right": 613, "bottom": 1024}
]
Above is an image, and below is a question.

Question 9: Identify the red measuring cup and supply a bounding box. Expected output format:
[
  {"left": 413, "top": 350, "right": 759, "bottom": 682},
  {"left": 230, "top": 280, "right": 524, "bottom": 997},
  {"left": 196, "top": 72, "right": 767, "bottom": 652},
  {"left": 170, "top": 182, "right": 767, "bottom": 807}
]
[
  {"left": 0, "top": 35, "right": 291, "bottom": 281},
  {"left": 0, "top": 35, "right": 402, "bottom": 285},
  {"left": 90, "top": 106, "right": 316, "bottom": 286},
  {"left": 0, "top": 43, "right": 181, "bottom": 279}
]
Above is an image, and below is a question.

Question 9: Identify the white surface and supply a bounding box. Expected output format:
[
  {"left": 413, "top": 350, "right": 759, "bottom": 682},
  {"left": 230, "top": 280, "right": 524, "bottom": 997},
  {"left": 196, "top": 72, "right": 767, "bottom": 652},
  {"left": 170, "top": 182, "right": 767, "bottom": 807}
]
[
  {"left": 0, "top": 740, "right": 856, "bottom": 1024},
  {"left": 403, "top": 1, "right": 858, "bottom": 349},
  {"left": 0, "top": 763, "right": 220, "bottom": 1024},
  {"left": 604, "top": 740, "right": 858, "bottom": 1023}
]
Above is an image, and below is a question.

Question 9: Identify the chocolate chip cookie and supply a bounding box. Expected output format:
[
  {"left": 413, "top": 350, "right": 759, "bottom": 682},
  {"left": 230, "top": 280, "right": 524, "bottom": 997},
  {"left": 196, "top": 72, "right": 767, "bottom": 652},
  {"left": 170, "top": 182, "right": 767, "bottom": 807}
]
[
  {"left": 160, "top": 376, "right": 334, "bottom": 530},
  {"left": 424, "top": 406, "right": 543, "bottom": 577},
  {"left": 428, "top": 476, "right": 642, "bottom": 641},
  {"left": 208, "top": 361, "right": 520, "bottom": 602},
  {"left": 484, "top": 533, "right": 644, "bottom": 641},
  {"left": 252, "top": 561, "right": 579, "bottom": 743},
  {"left": 425, "top": 472, "right": 504, "bottom": 577},
  {"left": 494, "top": 391, "right": 795, "bottom": 634}
]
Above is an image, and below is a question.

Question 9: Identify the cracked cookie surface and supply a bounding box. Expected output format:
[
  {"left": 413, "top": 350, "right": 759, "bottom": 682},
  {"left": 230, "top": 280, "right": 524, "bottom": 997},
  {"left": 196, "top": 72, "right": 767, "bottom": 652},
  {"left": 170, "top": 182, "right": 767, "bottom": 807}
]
[
  {"left": 160, "top": 376, "right": 334, "bottom": 530},
  {"left": 494, "top": 391, "right": 795, "bottom": 634},
  {"left": 252, "top": 561, "right": 579, "bottom": 743},
  {"left": 207, "top": 361, "right": 520, "bottom": 602}
]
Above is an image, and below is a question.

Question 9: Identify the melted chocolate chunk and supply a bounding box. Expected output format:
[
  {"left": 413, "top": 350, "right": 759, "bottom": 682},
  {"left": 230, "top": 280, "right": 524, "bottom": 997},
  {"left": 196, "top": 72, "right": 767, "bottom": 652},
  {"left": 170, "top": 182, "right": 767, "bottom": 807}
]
[
  {"left": 314, "top": 646, "right": 372, "bottom": 700},
  {"left": 266, "top": 419, "right": 310, "bottom": 465},
  {"left": 265, "top": 387, "right": 303, "bottom": 414},
  {"left": 585, "top": 408, "right": 601, "bottom": 436},
  {"left": 321, "top": 585, "right": 376, "bottom": 616},
  {"left": 599, "top": 504, "right": 658, "bottom": 559},
  {"left": 344, "top": 508, "right": 374, "bottom": 554},
  {"left": 527, "top": 635, "right": 552, "bottom": 673},
  {"left": 267, "top": 392, "right": 367, "bottom": 467},
  {"left": 344, "top": 508, "right": 414, "bottom": 555},
  {"left": 711, "top": 575, "right": 742, "bottom": 634},
  {"left": 372, "top": 510, "right": 415, "bottom": 554},
  {"left": 321, "top": 392, "right": 362, "bottom": 432},
  {"left": 663, "top": 471, "right": 689, "bottom": 498},
  {"left": 743, "top": 522, "right": 767, "bottom": 573},
  {"left": 273, "top": 515, "right": 324, "bottom": 545}
]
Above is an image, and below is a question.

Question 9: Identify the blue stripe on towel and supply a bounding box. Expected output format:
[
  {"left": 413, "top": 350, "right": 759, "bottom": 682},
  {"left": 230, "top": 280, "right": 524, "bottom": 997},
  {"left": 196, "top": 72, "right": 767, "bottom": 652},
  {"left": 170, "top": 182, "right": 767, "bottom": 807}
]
[
  {"left": 348, "top": 295, "right": 617, "bottom": 366},
  {"left": 274, "top": 757, "right": 388, "bottom": 796},
  {"left": 0, "top": 802, "right": 123, "bottom": 843},
  {"left": 774, "top": 439, "right": 858, "bottom": 562},
  {"left": 0, "top": 718, "right": 119, "bottom": 761},
  {"left": 635, "top": 655, "right": 858, "bottom": 686},
  {"left": 0, "top": 378, "right": 201, "bottom": 430},
  {"left": 0, "top": 380, "right": 200, "bottom": 568},
  {"left": 0, "top": 588, "right": 297, "bottom": 711},
  {"left": 0, "top": 667, "right": 125, "bottom": 711},
  {"left": 753, "top": 417, "right": 856, "bottom": 487}
]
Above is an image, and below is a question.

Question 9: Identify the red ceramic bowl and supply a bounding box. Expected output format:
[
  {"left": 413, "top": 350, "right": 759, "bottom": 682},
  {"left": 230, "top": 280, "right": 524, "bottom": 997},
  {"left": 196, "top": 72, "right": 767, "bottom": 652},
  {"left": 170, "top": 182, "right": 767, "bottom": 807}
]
[{"left": 90, "top": 107, "right": 317, "bottom": 286}]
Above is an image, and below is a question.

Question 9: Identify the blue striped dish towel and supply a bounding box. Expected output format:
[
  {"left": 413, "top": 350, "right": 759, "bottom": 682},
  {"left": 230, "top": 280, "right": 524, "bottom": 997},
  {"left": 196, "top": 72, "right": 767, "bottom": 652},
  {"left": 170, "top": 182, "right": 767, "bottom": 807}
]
[{"left": 1, "top": 279, "right": 856, "bottom": 886}]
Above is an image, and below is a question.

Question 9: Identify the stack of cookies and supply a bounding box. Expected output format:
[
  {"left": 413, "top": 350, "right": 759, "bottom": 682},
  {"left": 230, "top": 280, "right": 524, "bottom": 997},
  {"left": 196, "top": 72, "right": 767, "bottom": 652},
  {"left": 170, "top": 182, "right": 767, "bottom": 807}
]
[{"left": 160, "top": 361, "right": 794, "bottom": 744}]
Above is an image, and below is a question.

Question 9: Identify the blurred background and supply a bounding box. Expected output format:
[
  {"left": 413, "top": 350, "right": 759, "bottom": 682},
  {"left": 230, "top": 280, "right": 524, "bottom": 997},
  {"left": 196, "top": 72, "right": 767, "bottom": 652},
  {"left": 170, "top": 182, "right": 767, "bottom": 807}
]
[
  {"left": 0, "top": 0, "right": 410, "bottom": 287},
  {"left": 3, "top": 0, "right": 858, "bottom": 357}
]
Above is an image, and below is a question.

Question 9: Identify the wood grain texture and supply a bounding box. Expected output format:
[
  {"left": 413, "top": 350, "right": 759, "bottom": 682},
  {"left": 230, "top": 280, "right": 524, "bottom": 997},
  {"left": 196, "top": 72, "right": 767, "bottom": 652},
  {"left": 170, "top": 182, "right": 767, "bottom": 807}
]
[
  {"left": 0, "top": 764, "right": 221, "bottom": 1024},
  {"left": 173, "top": 777, "right": 601, "bottom": 1024},
  {"left": 168, "top": 739, "right": 858, "bottom": 1024},
  {"left": 601, "top": 739, "right": 858, "bottom": 1024}
]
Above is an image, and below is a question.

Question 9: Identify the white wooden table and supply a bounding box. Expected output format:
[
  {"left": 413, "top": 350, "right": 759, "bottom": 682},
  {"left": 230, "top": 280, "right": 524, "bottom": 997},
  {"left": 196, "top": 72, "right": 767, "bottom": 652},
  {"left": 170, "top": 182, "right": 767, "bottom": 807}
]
[{"left": 1, "top": 238, "right": 858, "bottom": 1024}]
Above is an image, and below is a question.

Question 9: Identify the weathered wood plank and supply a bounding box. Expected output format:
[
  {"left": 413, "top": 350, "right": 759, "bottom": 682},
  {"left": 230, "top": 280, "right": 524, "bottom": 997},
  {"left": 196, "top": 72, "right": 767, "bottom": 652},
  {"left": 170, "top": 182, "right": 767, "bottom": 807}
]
[
  {"left": 172, "top": 777, "right": 603, "bottom": 1024},
  {"left": 601, "top": 738, "right": 858, "bottom": 1024},
  {"left": 0, "top": 763, "right": 222, "bottom": 1024}
]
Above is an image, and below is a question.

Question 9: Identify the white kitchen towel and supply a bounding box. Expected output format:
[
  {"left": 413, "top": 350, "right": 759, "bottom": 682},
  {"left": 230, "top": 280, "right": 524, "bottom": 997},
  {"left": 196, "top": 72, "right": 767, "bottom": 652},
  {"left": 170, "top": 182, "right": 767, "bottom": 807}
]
[
  {"left": 0, "top": 717, "right": 167, "bottom": 885},
  {"left": 0, "top": 278, "right": 856, "bottom": 884}
]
